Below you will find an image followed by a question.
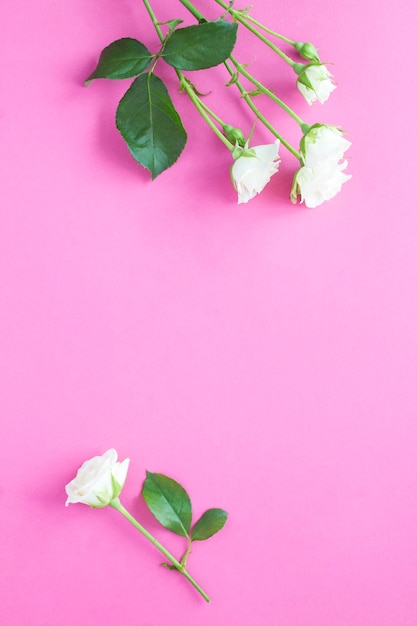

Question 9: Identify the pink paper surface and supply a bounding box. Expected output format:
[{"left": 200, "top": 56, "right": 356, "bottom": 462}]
[{"left": 1, "top": 1, "right": 416, "bottom": 624}]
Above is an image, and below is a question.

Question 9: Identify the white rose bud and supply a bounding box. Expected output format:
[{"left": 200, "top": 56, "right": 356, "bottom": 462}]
[
  {"left": 231, "top": 141, "right": 280, "bottom": 204},
  {"left": 296, "top": 63, "right": 336, "bottom": 105},
  {"left": 294, "top": 42, "right": 320, "bottom": 64},
  {"left": 65, "top": 449, "right": 130, "bottom": 508}
]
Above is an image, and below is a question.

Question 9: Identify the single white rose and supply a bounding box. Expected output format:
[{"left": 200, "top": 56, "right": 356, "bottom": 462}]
[
  {"left": 291, "top": 161, "right": 351, "bottom": 208},
  {"left": 231, "top": 141, "right": 280, "bottom": 204},
  {"left": 65, "top": 449, "right": 130, "bottom": 507},
  {"left": 297, "top": 64, "right": 336, "bottom": 105},
  {"left": 301, "top": 125, "right": 352, "bottom": 169},
  {"left": 291, "top": 124, "right": 351, "bottom": 207}
]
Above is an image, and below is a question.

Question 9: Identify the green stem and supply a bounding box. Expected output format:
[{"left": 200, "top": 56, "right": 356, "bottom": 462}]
[
  {"left": 175, "top": 0, "right": 305, "bottom": 149},
  {"left": 240, "top": 14, "right": 296, "bottom": 45},
  {"left": 224, "top": 61, "right": 301, "bottom": 161},
  {"left": 212, "top": 0, "right": 296, "bottom": 67},
  {"left": 230, "top": 56, "right": 307, "bottom": 129},
  {"left": 197, "top": 97, "right": 227, "bottom": 126},
  {"left": 142, "top": 0, "right": 165, "bottom": 42},
  {"left": 180, "top": 538, "right": 193, "bottom": 568},
  {"left": 110, "top": 498, "right": 210, "bottom": 603},
  {"left": 178, "top": 0, "right": 206, "bottom": 21},
  {"left": 179, "top": 78, "right": 234, "bottom": 150},
  {"left": 142, "top": 0, "right": 233, "bottom": 152}
]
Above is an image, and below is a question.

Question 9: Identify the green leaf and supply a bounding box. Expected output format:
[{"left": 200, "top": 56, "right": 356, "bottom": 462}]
[
  {"left": 116, "top": 73, "right": 187, "bottom": 179},
  {"left": 162, "top": 20, "right": 238, "bottom": 70},
  {"left": 85, "top": 38, "right": 153, "bottom": 85},
  {"left": 142, "top": 471, "right": 192, "bottom": 537},
  {"left": 191, "top": 508, "right": 228, "bottom": 541}
]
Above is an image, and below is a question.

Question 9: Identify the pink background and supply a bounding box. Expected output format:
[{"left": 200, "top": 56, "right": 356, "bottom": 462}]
[{"left": 1, "top": 0, "right": 416, "bottom": 624}]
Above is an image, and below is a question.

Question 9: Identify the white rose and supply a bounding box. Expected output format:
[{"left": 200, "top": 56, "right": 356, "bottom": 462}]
[
  {"left": 231, "top": 141, "right": 280, "bottom": 204},
  {"left": 291, "top": 161, "right": 351, "bottom": 208},
  {"left": 65, "top": 449, "right": 130, "bottom": 507},
  {"left": 301, "top": 125, "right": 352, "bottom": 168},
  {"left": 291, "top": 124, "right": 351, "bottom": 208},
  {"left": 297, "top": 64, "right": 336, "bottom": 105}
]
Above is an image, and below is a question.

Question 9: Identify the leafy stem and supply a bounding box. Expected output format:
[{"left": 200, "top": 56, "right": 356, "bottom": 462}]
[
  {"left": 109, "top": 498, "right": 210, "bottom": 603},
  {"left": 142, "top": 0, "right": 234, "bottom": 152},
  {"left": 175, "top": 0, "right": 302, "bottom": 153},
  {"left": 212, "top": 0, "right": 296, "bottom": 67},
  {"left": 229, "top": 56, "right": 307, "bottom": 130},
  {"left": 223, "top": 60, "right": 301, "bottom": 161},
  {"left": 179, "top": 78, "right": 234, "bottom": 150}
]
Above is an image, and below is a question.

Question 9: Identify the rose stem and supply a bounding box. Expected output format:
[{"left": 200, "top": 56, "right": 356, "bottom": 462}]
[
  {"left": 110, "top": 498, "right": 210, "bottom": 603},
  {"left": 177, "top": 0, "right": 302, "bottom": 158},
  {"left": 142, "top": 0, "right": 234, "bottom": 151}
]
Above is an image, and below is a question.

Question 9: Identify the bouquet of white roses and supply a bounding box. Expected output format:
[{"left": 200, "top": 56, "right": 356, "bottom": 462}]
[{"left": 85, "top": 0, "right": 351, "bottom": 207}]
